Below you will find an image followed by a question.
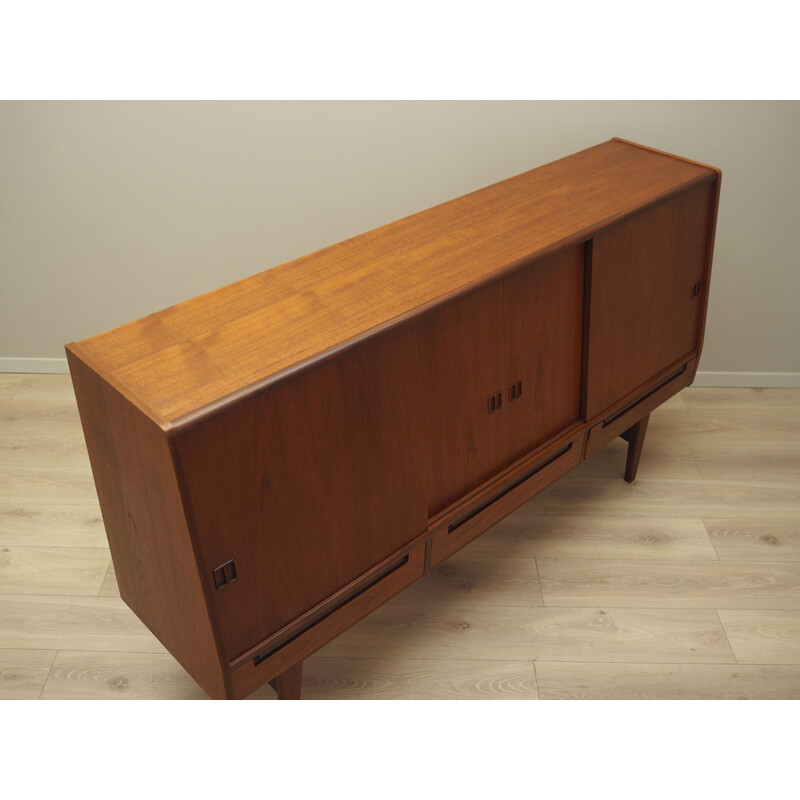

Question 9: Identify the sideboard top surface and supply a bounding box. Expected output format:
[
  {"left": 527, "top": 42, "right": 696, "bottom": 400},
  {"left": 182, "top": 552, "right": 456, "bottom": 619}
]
[{"left": 68, "top": 138, "right": 717, "bottom": 425}]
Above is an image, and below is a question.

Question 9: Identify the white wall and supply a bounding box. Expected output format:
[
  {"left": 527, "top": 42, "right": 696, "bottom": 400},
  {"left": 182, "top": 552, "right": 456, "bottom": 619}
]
[{"left": 1, "top": 101, "right": 798, "bottom": 385}]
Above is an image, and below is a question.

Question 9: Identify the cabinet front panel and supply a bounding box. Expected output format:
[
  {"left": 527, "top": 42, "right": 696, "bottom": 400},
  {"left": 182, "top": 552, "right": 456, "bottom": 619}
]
[
  {"left": 585, "top": 182, "right": 714, "bottom": 419},
  {"left": 173, "top": 323, "right": 427, "bottom": 661},
  {"left": 416, "top": 281, "right": 507, "bottom": 517},
  {"left": 429, "top": 429, "right": 584, "bottom": 568},
  {"left": 503, "top": 245, "right": 585, "bottom": 463}
]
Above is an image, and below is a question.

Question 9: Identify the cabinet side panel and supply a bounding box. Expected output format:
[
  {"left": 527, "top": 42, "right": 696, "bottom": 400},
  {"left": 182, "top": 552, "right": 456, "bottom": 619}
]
[
  {"left": 690, "top": 172, "right": 722, "bottom": 377},
  {"left": 66, "top": 347, "right": 228, "bottom": 699}
]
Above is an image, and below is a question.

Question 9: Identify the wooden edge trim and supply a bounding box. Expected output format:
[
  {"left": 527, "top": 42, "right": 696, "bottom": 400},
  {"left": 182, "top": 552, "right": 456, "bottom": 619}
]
[
  {"left": 692, "top": 172, "right": 723, "bottom": 370},
  {"left": 167, "top": 437, "right": 240, "bottom": 698},
  {"left": 65, "top": 341, "right": 173, "bottom": 432},
  {"left": 611, "top": 137, "right": 723, "bottom": 178},
  {"left": 169, "top": 176, "right": 718, "bottom": 433}
]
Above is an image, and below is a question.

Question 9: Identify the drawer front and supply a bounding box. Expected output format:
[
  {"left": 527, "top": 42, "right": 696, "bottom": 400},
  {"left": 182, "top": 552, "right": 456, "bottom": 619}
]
[
  {"left": 584, "top": 357, "right": 695, "bottom": 459},
  {"left": 428, "top": 430, "right": 584, "bottom": 568},
  {"left": 229, "top": 543, "right": 425, "bottom": 698}
]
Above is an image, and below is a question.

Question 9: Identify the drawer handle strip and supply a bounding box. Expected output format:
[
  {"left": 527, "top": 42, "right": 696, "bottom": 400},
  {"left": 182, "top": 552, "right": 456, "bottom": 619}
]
[
  {"left": 252, "top": 554, "right": 410, "bottom": 667},
  {"left": 448, "top": 442, "right": 572, "bottom": 534},
  {"left": 602, "top": 364, "right": 687, "bottom": 428}
]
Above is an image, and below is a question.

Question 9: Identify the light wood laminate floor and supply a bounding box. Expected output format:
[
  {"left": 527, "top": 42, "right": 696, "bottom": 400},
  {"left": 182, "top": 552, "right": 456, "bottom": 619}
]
[{"left": 1, "top": 374, "right": 799, "bottom": 700}]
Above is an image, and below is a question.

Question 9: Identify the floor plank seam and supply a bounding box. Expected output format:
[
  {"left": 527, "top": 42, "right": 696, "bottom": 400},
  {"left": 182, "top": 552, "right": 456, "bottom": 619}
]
[
  {"left": 98, "top": 560, "right": 113, "bottom": 597},
  {"left": 308, "top": 656, "right": 746, "bottom": 666},
  {"left": 530, "top": 658, "right": 541, "bottom": 700},
  {"left": 533, "top": 557, "right": 547, "bottom": 606},
  {"left": 38, "top": 650, "right": 59, "bottom": 700},
  {"left": 714, "top": 609, "right": 742, "bottom": 665}
]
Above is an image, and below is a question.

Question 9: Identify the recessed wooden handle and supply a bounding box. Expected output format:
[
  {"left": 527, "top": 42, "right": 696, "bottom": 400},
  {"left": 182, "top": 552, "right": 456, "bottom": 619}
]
[{"left": 448, "top": 441, "right": 573, "bottom": 534}]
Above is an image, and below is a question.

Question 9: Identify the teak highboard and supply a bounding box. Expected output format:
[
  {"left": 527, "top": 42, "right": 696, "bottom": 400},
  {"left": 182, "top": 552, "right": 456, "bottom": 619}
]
[{"left": 66, "top": 139, "right": 722, "bottom": 700}]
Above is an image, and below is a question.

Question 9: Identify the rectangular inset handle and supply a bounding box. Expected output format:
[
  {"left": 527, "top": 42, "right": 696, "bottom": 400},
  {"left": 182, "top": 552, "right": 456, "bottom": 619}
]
[
  {"left": 488, "top": 392, "right": 503, "bottom": 414},
  {"left": 691, "top": 281, "right": 702, "bottom": 299},
  {"left": 509, "top": 380, "right": 523, "bottom": 402},
  {"left": 213, "top": 559, "right": 237, "bottom": 589}
]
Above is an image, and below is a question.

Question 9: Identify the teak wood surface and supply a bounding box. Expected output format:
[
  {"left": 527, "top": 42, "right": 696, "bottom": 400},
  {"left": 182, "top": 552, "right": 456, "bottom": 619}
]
[
  {"left": 172, "top": 322, "right": 428, "bottom": 660},
  {"left": 61, "top": 139, "right": 723, "bottom": 699},
  {"left": 66, "top": 138, "right": 717, "bottom": 426},
  {"left": 585, "top": 182, "right": 715, "bottom": 418}
]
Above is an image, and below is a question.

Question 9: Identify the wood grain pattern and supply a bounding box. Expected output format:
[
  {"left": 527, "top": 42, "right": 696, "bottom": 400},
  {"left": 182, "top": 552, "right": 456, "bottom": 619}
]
[
  {"left": 67, "top": 351, "right": 229, "bottom": 698},
  {"left": 0, "top": 596, "right": 167, "bottom": 652},
  {"left": 70, "top": 140, "right": 715, "bottom": 422},
  {"left": 0, "top": 465, "right": 96, "bottom": 504},
  {"left": 0, "top": 376, "right": 24, "bottom": 400},
  {"left": 682, "top": 387, "right": 800, "bottom": 412},
  {"left": 0, "top": 546, "right": 109, "bottom": 596},
  {"left": 535, "top": 662, "right": 800, "bottom": 700},
  {"left": 585, "top": 183, "right": 714, "bottom": 418},
  {"left": 256, "top": 658, "right": 540, "bottom": 700},
  {"left": 416, "top": 281, "right": 507, "bottom": 515},
  {"left": 0, "top": 399, "right": 80, "bottom": 429},
  {"left": 704, "top": 518, "right": 800, "bottom": 562},
  {"left": 315, "top": 604, "right": 735, "bottom": 664},
  {"left": 40, "top": 650, "right": 208, "bottom": 700},
  {"left": 496, "top": 496, "right": 546, "bottom": 521},
  {"left": 0, "top": 504, "right": 107, "bottom": 548},
  {"left": 12, "top": 375, "right": 76, "bottom": 402},
  {"left": 470, "top": 515, "right": 717, "bottom": 561},
  {"left": 392, "top": 552, "right": 545, "bottom": 608},
  {"left": 502, "top": 245, "right": 584, "bottom": 464},
  {"left": 659, "top": 408, "right": 800, "bottom": 440},
  {"left": 172, "top": 323, "right": 428, "bottom": 661},
  {"left": 0, "top": 400, "right": 89, "bottom": 467},
  {"left": 541, "top": 476, "right": 800, "bottom": 518},
  {"left": 573, "top": 436, "right": 702, "bottom": 481},
  {"left": 537, "top": 558, "right": 800, "bottom": 609},
  {"left": 689, "top": 443, "right": 800, "bottom": 482},
  {"left": 717, "top": 610, "right": 800, "bottom": 663},
  {"left": 0, "top": 648, "right": 56, "bottom": 699}
]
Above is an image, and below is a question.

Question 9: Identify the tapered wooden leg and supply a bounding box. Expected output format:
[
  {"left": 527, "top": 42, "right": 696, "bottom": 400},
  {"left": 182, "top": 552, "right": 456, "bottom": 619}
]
[
  {"left": 620, "top": 414, "right": 650, "bottom": 483},
  {"left": 269, "top": 661, "right": 304, "bottom": 700}
]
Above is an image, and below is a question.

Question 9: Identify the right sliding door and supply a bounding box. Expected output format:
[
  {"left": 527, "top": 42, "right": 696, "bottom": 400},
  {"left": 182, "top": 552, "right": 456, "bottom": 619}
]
[{"left": 584, "top": 182, "right": 715, "bottom": 419}]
